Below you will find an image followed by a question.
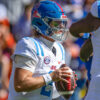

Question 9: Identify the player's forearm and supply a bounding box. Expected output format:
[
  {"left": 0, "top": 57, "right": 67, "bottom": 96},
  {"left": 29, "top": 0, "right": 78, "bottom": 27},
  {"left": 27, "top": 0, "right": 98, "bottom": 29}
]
[
  {"left": 14, "top": 66, "right": 75, "bottom": 92},
  {"left": 14, "top": 76, "right": 45, "bottom": 92},
  {"left": 15, "top": 71, "right": 60, "bottom": 92}
]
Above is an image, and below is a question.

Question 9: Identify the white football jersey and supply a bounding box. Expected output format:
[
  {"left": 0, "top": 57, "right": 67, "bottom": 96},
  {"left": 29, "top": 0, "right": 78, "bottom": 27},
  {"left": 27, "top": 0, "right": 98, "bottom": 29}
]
[
  {"left": 8, "top": 37, "right": 65, "bottom": 100},
  {"left": 85, "top": 1, "right": 100, "bottom": 100},
  {"left": 90, "top": 0, "right": 100, "bottom": 76}
]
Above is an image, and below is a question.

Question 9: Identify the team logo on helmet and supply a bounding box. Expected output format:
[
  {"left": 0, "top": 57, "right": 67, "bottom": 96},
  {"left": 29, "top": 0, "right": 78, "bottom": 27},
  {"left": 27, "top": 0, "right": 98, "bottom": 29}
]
[
  {"left": 61, "top": 15, "right": 67, "bottom": 19},
  {"left": 32, "top": 10, "right": 41, "bottom": 18},
  {"left": 31, "top": 3, "right": 41, "bottom": 18},
  {"left": 44, "top": 56, "right": 51, "bottom": 64}
]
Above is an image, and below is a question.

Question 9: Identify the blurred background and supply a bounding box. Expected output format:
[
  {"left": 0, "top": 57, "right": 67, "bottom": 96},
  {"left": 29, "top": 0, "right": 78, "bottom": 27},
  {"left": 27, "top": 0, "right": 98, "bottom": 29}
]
[{"left": 0, "top": 0, "right": 95, "bottom": 100}]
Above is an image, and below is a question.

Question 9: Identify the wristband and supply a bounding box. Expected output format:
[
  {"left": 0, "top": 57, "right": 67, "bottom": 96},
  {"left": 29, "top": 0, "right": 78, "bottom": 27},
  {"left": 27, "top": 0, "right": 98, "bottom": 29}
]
[{"left": 43, "top": 74, "right": 52, "bottom": 85}]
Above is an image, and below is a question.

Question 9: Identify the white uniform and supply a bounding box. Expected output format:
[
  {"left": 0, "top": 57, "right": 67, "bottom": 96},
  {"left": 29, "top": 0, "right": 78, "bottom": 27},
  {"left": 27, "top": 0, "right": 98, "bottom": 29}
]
[
  {"left": 8, "top": 37, "right": 65, "bottom": 100},
  {"left": 85, "top": 1, "right": 100, "bottom": 100}
]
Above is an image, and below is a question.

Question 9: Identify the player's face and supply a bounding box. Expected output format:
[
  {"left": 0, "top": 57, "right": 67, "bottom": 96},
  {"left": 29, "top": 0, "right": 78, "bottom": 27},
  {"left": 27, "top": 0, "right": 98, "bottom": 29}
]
[
  {"left": 49, "top": 20, "right": 69, "bottom": 42},
  {"left": 50, "top": 20, "right": 67, "bottom": 34}
]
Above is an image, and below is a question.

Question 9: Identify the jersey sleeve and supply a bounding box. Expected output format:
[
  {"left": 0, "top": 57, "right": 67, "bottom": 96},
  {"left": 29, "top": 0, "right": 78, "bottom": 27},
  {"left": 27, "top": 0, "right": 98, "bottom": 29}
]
[
  {"left": 12, "top": 38, "right": 39, "bottom": 68},
  {"left": 90, "top": 1, "right": 100, "bottom": 18},
  {"left": 14, "top": 55, "right": 36, "bottom": 73}
]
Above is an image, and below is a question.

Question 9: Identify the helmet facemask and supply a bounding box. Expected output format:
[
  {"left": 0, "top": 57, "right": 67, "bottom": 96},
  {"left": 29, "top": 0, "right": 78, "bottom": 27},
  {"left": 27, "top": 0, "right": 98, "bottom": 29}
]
[{"left": 43, "top": 17, "right": 69, "bottom": 42}]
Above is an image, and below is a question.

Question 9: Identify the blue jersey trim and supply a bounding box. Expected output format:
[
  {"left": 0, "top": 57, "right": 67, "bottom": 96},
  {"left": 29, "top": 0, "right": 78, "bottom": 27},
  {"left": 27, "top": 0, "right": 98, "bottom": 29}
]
[
  {"left": 30, "top": 38, "right": 40, "bottom": 56},
  {"left": 36, "top": 40, "right": 44, "bottom": 56},
  {"left": 97, "top": 0, "right": 100, "bottom": 18},
  {"left": 57, "top": 43, "right": 65, "bottom": 60},
  {"left": 24, "top": 37, "right": 44, "bottom": 56}
]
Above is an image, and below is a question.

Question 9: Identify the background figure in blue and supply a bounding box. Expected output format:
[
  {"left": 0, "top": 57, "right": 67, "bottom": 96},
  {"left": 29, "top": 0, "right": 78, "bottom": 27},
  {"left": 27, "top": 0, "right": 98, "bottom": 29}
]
[
  {"left": 12, "top": 2, "right": 33, "bottom": 42},
  {"left": 69, "top": 32, "right": 92, "bottom": 100},
  {"left": 69, "top": 56, "right": 87, "bottom": 100},
  {"left": 85, "top": 56, "right": 92, "bottom": 82},
  {"left": 70, "top": 66, "right": 87, "bottom": 100},
  {"left": 80, "top": 37, "right": 93, "bottom": 98}
]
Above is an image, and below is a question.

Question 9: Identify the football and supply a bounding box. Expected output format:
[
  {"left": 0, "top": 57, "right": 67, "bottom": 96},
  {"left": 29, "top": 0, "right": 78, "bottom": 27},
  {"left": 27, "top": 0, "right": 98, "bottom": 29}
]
[{"left": 55, "top": 68, "right": 76, "bottom": 99}]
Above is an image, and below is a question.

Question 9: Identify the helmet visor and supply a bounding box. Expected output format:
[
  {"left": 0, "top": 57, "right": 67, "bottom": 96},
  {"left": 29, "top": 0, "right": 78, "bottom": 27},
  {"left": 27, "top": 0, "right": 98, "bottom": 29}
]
[
  {"left": 50, "top": 20, "right": 67, "bottom": 28},
  {"left": 49, "top": 20, "right": 69, "bottom": 42}
]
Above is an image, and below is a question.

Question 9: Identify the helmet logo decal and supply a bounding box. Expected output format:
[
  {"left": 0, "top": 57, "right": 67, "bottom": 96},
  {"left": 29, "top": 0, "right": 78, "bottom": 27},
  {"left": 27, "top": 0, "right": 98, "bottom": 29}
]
[
  {"left": 61, "top": 15, "right": 67, "bottom": 19},
  {"left": 33, "top": 10, "right": 41, "bottom": 18}
]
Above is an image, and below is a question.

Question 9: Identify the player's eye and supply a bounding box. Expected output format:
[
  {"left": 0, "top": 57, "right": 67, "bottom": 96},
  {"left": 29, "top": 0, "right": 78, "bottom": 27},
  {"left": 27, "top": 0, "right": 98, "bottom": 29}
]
[{"left": 50, "top": 21, "right": 67, "bottom": 28}]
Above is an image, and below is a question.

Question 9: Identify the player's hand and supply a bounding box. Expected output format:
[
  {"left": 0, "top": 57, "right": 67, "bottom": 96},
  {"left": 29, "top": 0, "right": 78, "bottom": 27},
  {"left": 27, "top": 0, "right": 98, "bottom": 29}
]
[
  {"left": 50, "top": 64, "right": 72, "bottom": 83},
  {"left": 73, "top": 71, "right": 78, "bottom": 81}
]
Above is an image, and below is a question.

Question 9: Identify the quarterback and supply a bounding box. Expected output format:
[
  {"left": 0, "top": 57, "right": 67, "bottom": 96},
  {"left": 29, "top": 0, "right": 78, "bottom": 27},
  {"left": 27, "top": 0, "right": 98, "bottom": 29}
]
[
  {"left": 8, "top": 1, "right": 74, "bottom": 100},
  {"left": 69, "top": 0, "right": 100, "bottom": 100}
]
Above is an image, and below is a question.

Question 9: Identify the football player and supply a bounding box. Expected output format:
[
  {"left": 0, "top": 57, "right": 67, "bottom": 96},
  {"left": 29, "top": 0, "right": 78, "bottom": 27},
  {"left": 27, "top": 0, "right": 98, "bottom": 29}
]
[
  {"left": 69, "top": 0, "right": 100, "bottom": 100},
  {"left": 8, "top": 1, "right": 75, "bottom": 100}
]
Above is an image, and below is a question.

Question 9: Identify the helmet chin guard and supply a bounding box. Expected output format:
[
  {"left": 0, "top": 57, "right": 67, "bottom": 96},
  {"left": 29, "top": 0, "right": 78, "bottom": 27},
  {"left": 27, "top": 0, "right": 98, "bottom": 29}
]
[
  {"left": 50, "top": 29, "right": 69, "bottom": 42},
  {"left": 31, "top": 0, "right": 69, "bottom": 41}
]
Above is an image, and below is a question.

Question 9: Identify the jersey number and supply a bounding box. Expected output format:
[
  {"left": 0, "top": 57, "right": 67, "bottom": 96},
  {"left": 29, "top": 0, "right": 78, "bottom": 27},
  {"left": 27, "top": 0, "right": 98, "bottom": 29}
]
[{"left": 40, "top": 82, "right": 52, "bottom": 97}]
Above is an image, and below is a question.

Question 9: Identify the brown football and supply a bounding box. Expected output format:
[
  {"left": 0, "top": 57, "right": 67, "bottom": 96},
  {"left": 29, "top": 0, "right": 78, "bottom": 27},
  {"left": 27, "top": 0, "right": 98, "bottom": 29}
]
[{"left": 55, "top": 69, "right": 76, "bottom": 99}]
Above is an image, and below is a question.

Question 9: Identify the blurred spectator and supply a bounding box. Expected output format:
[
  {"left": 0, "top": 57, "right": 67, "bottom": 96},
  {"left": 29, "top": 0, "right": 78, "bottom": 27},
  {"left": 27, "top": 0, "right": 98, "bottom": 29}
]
[
  {"left": 84, "top": 56, "right": 92, "bottom": 100},
  {"left": 85, "top": 56, "right": 92, "bottom": 83},
  {"left": 70, "top": 66, "right": 87, "bottom": 100},
  {"left": 0, "top": 0, "right": 39, "bottom": 24},
  {"left": 0, "top": 4, "right": 16, "bottom": 100},
  {"left": 12, "top": 2, "right": 33, "bottom": 42},
  {"left": 70, "top": 0, "right": 84, "bottom": 20},
  {"left": 83, "top": 0, "right": 95, "bottom": 12}
]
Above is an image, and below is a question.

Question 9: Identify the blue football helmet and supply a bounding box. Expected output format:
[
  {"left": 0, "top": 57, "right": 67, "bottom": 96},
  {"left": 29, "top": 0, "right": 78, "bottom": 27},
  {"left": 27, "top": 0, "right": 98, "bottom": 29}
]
[{"left": 31, "top": 0, "right": 69, "bottom": 41}]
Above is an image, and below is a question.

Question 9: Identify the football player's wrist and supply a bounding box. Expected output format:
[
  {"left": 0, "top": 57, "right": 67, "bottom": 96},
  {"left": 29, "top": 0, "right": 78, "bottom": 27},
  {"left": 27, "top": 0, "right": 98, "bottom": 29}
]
[{"left": 43, "top": 74, "right": 52, "bottom": 85}]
